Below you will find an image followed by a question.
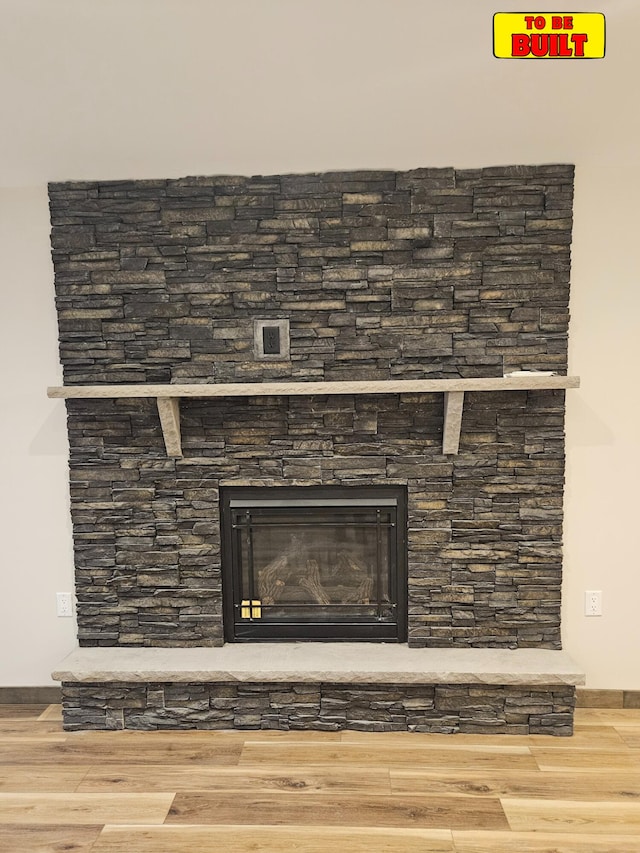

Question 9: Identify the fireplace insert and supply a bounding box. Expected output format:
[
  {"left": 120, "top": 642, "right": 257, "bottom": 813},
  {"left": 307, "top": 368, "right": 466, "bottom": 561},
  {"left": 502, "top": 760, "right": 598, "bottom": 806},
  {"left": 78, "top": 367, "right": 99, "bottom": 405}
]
[{"left": 221, "top": 486, "right": 407, "bottom": 641}]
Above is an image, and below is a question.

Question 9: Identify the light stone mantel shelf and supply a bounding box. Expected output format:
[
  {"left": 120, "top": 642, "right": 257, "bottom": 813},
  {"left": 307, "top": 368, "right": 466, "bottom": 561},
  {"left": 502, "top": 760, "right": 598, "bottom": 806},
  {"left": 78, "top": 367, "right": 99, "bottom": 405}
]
[
  {"left": 47, "top": 375, "right": 580, "bottom": 458},
  {"left": 52, "top": 645, "right": 585, "bottom": 687}
]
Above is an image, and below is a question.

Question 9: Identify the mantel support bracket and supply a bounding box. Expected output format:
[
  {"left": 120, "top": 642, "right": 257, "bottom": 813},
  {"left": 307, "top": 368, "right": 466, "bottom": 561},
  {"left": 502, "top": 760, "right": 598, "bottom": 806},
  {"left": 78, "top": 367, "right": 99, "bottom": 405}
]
[
  {"left": 157, "top": 392, "right": 464, "bottom": 458},
  {"left": 156, "top": 397, "right": 182, "bottom": 458},
  {"left": 443, "top": 391, "right": 465, "bottom": 455}
]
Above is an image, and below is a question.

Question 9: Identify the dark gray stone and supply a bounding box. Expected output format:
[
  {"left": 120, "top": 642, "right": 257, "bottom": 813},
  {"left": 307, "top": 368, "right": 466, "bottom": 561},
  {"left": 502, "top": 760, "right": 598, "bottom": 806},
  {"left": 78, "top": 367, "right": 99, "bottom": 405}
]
[
  {"left": 49, "top": 166, "right": 572, "bottom": 654},
  {"left": 60, "top": 681, "right": 576, "bottom": 736}
]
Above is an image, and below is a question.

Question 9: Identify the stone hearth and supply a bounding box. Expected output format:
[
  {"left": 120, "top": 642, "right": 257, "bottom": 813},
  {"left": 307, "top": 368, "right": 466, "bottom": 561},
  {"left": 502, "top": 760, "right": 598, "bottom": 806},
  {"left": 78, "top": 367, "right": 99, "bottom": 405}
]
[{"left": 54, "top": 646, "right": 583, "bottom": 734}]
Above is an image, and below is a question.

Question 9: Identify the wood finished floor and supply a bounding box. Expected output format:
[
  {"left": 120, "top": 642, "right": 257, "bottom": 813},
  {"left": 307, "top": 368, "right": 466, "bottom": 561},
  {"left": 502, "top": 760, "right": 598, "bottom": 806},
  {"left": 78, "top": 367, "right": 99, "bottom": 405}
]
[{"left": 0, "top": 705, "right": 639, "bottom": 852}]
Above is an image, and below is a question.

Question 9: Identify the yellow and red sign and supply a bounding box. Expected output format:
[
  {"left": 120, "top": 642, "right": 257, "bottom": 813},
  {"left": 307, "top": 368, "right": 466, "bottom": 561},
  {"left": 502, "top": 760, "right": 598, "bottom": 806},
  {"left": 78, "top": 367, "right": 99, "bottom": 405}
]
[{"left": 494, "top": 13, "right": 605, "bottom": 58}]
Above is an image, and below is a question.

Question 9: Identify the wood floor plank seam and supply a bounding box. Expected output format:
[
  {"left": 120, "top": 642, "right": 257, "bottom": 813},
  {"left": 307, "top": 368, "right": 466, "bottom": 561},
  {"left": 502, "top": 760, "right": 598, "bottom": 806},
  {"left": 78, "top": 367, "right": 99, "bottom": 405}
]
[
  {"left": 451, "top": 829, "right": 640, "bottom": 852},
  {"left": 499, "top": 796, "right": 640, "bottom": 836},
  {"left": 0, "top": 792, "right": 176, "bottom": 826},
  {"left": 165, "top": 790, "right": 511, "bottom": 831},
  {"left": 76, "top": 764, "right": 394, "bottom": 795},
  {"left": 90, "top": 824, "right": 457, "bottom": 853}
]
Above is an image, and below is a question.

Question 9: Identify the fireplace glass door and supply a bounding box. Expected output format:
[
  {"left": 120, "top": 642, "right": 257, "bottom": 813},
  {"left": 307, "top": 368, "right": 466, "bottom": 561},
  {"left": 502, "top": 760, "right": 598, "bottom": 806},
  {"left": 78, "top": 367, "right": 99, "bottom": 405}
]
[{"left": 221, "top": 487, "right": 407, "bottom": 641}]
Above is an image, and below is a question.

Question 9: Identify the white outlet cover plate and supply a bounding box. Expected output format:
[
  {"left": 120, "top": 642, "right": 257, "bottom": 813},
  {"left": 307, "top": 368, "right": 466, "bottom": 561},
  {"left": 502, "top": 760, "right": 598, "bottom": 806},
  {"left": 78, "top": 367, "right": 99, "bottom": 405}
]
[{"left": 56, "top": 592, "right": 74, "bottom": 617}]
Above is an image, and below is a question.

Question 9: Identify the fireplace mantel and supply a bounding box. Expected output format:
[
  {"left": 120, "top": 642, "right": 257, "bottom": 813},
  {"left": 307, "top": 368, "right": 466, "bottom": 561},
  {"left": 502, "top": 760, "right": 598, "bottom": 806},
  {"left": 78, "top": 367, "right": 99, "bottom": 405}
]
[{"left": 48, "top": 375, "right": 580, "bottom": 458}]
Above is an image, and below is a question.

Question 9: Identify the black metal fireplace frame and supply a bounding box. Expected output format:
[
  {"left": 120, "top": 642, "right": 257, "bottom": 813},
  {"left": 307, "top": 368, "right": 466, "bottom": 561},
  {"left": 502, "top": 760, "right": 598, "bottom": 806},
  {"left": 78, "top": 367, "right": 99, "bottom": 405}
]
[{"left": 220, "top": 485, "right": 408, "bottom": 642}]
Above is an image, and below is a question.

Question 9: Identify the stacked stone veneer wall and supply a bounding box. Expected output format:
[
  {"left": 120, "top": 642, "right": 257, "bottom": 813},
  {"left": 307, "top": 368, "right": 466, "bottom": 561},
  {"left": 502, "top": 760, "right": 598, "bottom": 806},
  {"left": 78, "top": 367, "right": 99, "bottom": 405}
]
[
  {"left": 49, "top": 165, "right": 574, "bottom": 650},
  {"left": 61, "top": 681, "right": 576, "bottom": 736}
]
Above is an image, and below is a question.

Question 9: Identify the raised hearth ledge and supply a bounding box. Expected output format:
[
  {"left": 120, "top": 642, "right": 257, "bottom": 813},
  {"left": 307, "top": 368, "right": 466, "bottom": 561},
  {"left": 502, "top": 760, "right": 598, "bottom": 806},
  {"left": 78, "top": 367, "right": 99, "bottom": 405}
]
[
  {"left": 47, "top": 375, "right": 580, "bottom": 458},
  {"left": 52, "top": 645, "right": 585, "bottom": 687}
]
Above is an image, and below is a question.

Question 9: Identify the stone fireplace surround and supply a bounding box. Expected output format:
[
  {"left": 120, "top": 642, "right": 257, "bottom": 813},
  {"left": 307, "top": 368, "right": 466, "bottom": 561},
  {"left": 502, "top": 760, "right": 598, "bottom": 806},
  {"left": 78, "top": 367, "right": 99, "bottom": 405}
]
[{"left": 48, "top": 164, "right": 583, "bottom": 733}]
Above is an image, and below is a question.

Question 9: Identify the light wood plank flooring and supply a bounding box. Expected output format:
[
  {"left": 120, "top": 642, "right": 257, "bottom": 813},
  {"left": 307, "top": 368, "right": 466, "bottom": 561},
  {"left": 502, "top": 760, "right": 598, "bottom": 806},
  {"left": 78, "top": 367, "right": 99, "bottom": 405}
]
[{"left": 0, "top": 704, "right": 639, "bottom": 852}]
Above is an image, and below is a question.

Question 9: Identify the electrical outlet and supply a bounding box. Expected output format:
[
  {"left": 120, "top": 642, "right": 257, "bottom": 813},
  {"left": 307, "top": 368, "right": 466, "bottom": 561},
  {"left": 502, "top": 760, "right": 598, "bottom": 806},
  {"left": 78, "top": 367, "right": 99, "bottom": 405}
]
[
  {"left": 56, "top": 592, "right": 74, "bottom": 617},
  {"left": 585, "top": 590, "right": 602, "bottom": 617},
  {"left": 254, "top": 319, "right": 290, "bottom": 360},
  {"left": 262, "top": 325, "right": 281, "bottom": 355}
]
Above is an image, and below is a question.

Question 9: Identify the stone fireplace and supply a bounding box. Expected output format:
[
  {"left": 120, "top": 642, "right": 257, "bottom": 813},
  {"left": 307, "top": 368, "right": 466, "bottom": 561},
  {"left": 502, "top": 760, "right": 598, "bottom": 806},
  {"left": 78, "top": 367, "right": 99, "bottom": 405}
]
[{"left": 48, "top": 165, "right": 584, "bottom": 733}]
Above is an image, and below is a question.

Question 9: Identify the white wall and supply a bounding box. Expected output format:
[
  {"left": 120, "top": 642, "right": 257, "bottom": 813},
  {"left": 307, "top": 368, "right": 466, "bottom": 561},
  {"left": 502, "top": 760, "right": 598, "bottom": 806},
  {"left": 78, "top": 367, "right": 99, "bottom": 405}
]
[
  {"left": 0, "top": 187, "right": 77, "bottom": 684},
  {"left": 0, "top": 0, "right": 638, "bottom": 687}
]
